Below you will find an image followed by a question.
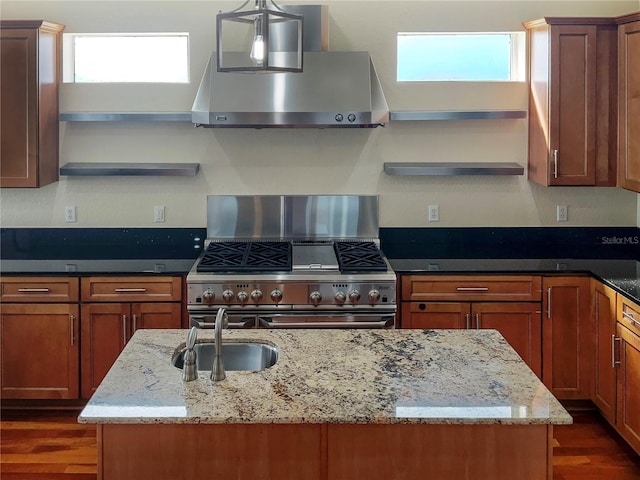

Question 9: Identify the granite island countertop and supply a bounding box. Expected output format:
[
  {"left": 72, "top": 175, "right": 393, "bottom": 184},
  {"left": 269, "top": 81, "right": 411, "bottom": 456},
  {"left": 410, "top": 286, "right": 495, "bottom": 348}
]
[{"left": 79, "top": 328, "right": 572, "bottom": 426}]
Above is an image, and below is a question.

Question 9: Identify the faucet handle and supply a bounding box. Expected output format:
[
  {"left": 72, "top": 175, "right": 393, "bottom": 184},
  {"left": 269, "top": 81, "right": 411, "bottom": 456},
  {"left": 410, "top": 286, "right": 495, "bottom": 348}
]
[{"left": 182, "top": 327, "right": 198, "bottom": 382}]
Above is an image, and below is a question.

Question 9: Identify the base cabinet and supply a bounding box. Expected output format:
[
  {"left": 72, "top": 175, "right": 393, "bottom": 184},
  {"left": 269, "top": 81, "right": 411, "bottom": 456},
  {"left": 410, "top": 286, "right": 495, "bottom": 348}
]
[
  {"left": 80, "top": 276, "right": 182, "bottom": 398},
  {"left": 0, "top": 277, "right": 79, "bottom": 399},
  {"left": 542, "top": 276, "right": 593, "bottom": 400},
  {"left": 616, "top": 322, "right": 640, "bottom": 454},
  {"left": 402, "top": 301, "right": 542, "bottom": 377},
  {"left": 591, "top": 280, "right": 617, "bottom": 424}
]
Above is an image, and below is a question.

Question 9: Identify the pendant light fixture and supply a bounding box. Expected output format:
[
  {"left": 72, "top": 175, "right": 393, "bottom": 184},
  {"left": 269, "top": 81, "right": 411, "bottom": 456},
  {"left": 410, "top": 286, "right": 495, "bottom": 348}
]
[{"left": 216, "top": 0, "right": 303, "bottom": 73}]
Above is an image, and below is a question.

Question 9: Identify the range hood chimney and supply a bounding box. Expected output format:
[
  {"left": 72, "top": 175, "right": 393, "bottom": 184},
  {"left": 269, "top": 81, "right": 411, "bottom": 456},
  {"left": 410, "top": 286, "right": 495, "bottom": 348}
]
[{"left": 191, "top": 5, "right": 389, "bottom": 128}]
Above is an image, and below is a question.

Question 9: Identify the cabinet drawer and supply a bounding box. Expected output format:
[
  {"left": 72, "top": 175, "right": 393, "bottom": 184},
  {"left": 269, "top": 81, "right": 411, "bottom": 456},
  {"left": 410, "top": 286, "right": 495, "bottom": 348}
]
[
  {"left": 618, "top": 295, "right": 640, "bottom": 336},
  {"left": 401, "top": 275, "right": 542, "bottom": 302},
  {"left": 81, "top": 276, "right": 182, "bottom": 302},
  {"left": 0, "top": 277, "right": 79, "bottom": 302}
]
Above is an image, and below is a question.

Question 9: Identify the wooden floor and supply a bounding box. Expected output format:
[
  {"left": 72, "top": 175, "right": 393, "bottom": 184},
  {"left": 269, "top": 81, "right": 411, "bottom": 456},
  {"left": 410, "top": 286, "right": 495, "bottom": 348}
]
[{"left": 1, "top": 409, "right": 639, "bottom": 479}]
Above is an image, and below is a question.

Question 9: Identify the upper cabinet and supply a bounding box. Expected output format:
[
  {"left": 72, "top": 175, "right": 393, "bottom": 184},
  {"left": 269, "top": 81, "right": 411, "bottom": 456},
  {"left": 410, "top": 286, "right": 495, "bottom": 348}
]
[
  {"left": 524, "top": 18, "right": 618, "bottom": 187},
  {"left": 617, "top": 13, "right": 640, "bottom": 193},
  {"left": 0, "top": 20, "right": 64, "bottom": 188}
]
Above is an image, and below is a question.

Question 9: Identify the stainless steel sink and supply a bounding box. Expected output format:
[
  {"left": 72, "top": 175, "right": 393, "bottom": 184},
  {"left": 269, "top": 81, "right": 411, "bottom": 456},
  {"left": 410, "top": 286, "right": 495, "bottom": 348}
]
[{"left": 172, "top": 342, "right": 278, "bottom": 372}]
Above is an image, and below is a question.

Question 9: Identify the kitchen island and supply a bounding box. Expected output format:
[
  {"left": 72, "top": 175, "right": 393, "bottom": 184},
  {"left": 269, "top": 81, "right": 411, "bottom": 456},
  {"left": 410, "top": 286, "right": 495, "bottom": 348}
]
[{"left": 79, "top": 328, "right": 571, "bottom": 480}]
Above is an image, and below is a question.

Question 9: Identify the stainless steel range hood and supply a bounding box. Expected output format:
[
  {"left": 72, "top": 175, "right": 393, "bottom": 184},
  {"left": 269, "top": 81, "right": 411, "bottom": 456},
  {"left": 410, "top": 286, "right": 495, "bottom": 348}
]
[
  {"left": 191, "top": 5, "right": 388, "bottom": 128},
  {"left": 191, "top": 51, "right": 389, "bottom": 128}
]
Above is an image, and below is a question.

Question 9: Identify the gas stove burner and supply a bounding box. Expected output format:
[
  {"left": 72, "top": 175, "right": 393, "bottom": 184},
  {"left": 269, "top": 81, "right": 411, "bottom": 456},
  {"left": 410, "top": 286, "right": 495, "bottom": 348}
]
[
  {"left": 334, "top": 241, "right": 388, "bottom": 272},
  {"left": 196, "top": 241, "right": 292, "bottom": 272}
]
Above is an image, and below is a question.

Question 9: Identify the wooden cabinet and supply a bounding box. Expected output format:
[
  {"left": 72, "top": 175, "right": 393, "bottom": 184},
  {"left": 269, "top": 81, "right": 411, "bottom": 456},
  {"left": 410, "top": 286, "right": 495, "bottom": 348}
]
[
  {"left": 591, "top": 280, "right": 618, "bottom": 424},
  {"left": 616, "top": 320, "right": 640, "bottom": 454},
  {"left": 542, "top": 276, "right": 593, "bottom": 399},
  {"left": 524, "top": 17, "right": 617, "bottom": 186},
  {"left": 0, "top": 277, "right": 79, "bottom": 399},
  {"left": 80, "top": 276, "right": 182, "bottom": 398},
  {"left": 617, "top": 13, "right": 640, "bottom": 192},
  {"left": 400, "top": 276, "right": 542, "bottom": 377},
  {"left": 0, "top": 21, "right": 64, "bottom": 188}
]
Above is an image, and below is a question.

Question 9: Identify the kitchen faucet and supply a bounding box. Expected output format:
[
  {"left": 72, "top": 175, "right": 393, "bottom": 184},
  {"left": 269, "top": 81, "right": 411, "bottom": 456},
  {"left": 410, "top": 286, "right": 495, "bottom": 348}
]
[{"left": 210, "top": 307, "right": 228, "bottom": 381}]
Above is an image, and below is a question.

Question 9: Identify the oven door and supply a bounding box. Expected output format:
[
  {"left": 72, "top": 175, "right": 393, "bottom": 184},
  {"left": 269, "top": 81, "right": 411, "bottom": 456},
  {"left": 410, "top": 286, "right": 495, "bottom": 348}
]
[
  {"left": 258, "top": 312, "right": 395, "bottom": 329},
  {"left": 189, "top": 313, "right": 256, "bottom": 329}
]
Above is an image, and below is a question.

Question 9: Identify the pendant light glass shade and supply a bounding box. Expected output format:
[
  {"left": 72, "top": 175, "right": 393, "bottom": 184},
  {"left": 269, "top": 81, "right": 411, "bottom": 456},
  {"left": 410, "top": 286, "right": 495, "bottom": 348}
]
[{"left": 216, "top": 0, "right": 303, "bottom": 73}]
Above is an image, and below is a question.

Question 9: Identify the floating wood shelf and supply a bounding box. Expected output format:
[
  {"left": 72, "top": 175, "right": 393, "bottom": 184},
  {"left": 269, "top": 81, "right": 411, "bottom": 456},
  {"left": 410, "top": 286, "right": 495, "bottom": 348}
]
[
  {"left": 59, "top": 162, "right": 200, "bottom": 176},
  {"left": 384, "top": 162, "right": 525, "bottom": 176}
]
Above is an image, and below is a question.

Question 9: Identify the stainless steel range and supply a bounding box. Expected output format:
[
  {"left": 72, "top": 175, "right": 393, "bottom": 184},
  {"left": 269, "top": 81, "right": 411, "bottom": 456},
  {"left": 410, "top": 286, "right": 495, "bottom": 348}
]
[{"left": 187, "top": 195, "right": 397, "bottom": 328}]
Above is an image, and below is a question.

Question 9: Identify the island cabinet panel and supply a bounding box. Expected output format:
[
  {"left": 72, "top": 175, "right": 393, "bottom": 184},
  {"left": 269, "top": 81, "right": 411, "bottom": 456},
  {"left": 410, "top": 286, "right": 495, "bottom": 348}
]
[
  {"left": 542, "top": 276, "right": 593, "bottom": 400},
  {"left": 524, "top": 18, "right": 617, "bottom": 186},
  {"left": 616, "top": 322, "right": 640, "bottom": 455},
  {"left": 327, "top": 424, "right": 552, "bottom": 480},
  {"left": 0, "top": 21, "right": 64, "bottom": 188},
  {"left": 80, "top": 276, "right": 182, "bottom": 399},
  {"left": 0, "top": 277, "right": 80, "bottom": 399},
  {"left": 591, "top": 280, "right": 618, "bottom": 424},
  {"left": 617, "top": 15, "right": 640, "bottom": 192},
  {"left": 98, "top": 423, "right": 324, "bottom": 480}
]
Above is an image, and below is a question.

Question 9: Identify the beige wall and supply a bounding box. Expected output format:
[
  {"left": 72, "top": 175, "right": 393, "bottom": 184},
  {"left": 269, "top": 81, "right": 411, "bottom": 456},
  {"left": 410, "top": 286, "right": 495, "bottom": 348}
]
[{"left": 1, "top": 0, "right": 639, "bottom": 228}]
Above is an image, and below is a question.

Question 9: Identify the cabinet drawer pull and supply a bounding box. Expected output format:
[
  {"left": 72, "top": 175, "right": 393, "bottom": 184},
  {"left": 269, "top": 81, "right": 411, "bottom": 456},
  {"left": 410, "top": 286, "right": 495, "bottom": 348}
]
[
  {"left": 475, "top": 313, "right": 480, "bottom": 329},
  {"left": 622, "top": 311, "right": 640, "bottom": 327},
  {"left": 546, "top": 288, "right": 552, "bottom": 318},
  {"left": 132, "top": 315, "right": 137, "bottom": 333},
  {"left": 465, "top": 313, "right": 470, "bottom": 329},
  {"left": 612, "top": 335, "right": 621, "bottom": 368},
  {"left": 122, "top": 315, "right": 127, "bottom": 346},
  {"left": 552, "top": 149, "right": 559, "bottom": 179},
  {"left": 456, "top": 287, "right": 489, "bottom": 292},
  {"left": 17, "top": 288, "right": 50, "bottom": 293},
  {"left": 70, "top": 315, "right": 75, "bottom": 346},
  {"left": 114, "top": 288, "right": 147, "bottom": 293}
]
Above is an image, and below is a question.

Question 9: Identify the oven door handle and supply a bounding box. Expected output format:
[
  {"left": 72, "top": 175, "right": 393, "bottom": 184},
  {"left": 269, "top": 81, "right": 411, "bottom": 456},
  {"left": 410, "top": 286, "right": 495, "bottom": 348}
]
[
  {"left": 190, "top": 315, "right": 255, "bottom": 329},
  {"left": 258, "top": 316, "right": 395, "bottom": 329}
]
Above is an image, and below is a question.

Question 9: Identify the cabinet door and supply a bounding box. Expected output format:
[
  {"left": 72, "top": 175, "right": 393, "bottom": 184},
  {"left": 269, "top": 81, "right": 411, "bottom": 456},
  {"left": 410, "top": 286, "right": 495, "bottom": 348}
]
[
  {"left": 542, "top": 276, "right": 593, "bottom": 399},
  {"left": 616, "top": 323, "right": 640, "bottom": 455},
  {"left": 81, "top": 303, "right": 130, "bottom": 399},
  {"left": 592, "top": 280, "right": 617, "bottom": 424},
  {"left": 132, "top": 303, "right": 182, "bottom": 332},
  {"left": 474, "top": 302, "right": 542, "bottom": 378},
  {"left": 401, "top": 302, "right": 470, "bottom": 329},
  {"left": 0, "top": 21, "right": 62, "bottom": 188},
  {"left": 1, "top": 303, "right": 79, "bottom": 399},
  {"left": 549, "top": 25, "right": 598, "bottom": 185},
  {"left": 618, "top": 19, "right": 640, "bottom": 192}
]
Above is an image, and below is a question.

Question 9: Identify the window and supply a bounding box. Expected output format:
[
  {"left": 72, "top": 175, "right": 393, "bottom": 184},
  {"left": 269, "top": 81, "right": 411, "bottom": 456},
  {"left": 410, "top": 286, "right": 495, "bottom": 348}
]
[
  {"left": 63, "top": 33, "right": 189, "bottom": 83},
  {"left": 397, "top": 32, "right": 525, "bottom": 82}
]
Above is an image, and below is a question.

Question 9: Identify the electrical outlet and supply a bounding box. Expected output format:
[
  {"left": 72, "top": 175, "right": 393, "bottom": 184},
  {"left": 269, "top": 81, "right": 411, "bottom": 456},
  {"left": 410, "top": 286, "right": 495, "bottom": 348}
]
[
  {"left": 556, "top": 205, "right": 568, "bottom": 222},
  {"left": 428, "top": 205, "right": 439, "bottom": 222},
  {"left": 65, "top": 205, "right": 76, "bottom": 223},
  {"left": 154, "top": 205, "right": 165, "bottom": 223}
]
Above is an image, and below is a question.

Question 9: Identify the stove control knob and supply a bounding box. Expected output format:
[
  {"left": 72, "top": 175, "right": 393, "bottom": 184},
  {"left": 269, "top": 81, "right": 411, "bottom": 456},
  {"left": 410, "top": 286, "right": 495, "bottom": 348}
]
[
  {"left": 348, "top": 290, "right": 361, "bottom": 304},
  {"left": 310, "top": 291, "right": 322, "bottom": 306},
  {"left": 202, "top": 289, "right": 215, "bottom": 304},
  {"left": 237, "top": 291, "right": 249, "bottom": 304},
  {"left": 222, "top": 289, "right": 234, "bottom": 303},
  {"left": 270, "top": 289, "right": 283, "bottom": 303},
  {"left": 250, "top": 289, "right": 263, "bottom": 303},
  {"left": 334, "top": 291, "right": 347, "bottom": 304},
  {"left": 368, "top": 289, "right": 381, "bottom": 304}
]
